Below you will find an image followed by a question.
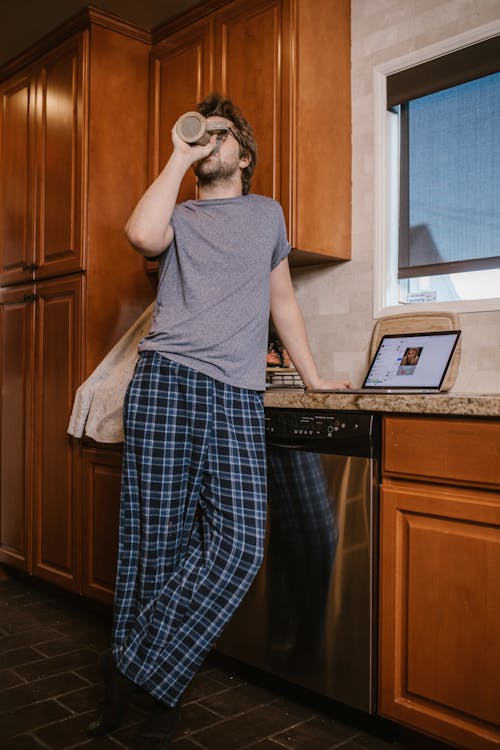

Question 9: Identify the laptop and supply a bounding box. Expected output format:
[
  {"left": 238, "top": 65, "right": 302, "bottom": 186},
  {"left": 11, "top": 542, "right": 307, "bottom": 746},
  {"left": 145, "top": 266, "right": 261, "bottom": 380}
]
[{"left": 313, "top": 330, "right": 461, "bottom": 394}]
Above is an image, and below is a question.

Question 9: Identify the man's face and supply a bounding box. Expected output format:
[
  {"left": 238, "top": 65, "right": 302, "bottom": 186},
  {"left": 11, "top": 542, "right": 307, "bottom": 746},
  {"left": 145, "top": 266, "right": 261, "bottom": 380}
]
[{"left": 194, "top": 117, "right": 245, "bottom": 185}]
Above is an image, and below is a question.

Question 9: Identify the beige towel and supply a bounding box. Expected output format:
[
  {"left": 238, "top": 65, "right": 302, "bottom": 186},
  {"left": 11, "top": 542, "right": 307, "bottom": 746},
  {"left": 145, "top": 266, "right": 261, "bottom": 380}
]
[{"left": 67, "top": 303, "right": 155, "bottom": 443}]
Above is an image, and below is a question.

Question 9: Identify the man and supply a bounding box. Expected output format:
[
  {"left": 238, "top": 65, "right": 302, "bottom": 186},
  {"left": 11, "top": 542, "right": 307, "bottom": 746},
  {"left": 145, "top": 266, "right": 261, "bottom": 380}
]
[{"left": 87, "top": 93, "right": 351, "bottom": 750}]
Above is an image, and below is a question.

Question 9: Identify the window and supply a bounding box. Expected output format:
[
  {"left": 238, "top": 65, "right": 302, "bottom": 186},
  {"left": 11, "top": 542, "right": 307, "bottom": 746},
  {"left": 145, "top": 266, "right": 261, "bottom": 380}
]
[{"left": 374, "top": 27, "right": 500, "bottom": 313}]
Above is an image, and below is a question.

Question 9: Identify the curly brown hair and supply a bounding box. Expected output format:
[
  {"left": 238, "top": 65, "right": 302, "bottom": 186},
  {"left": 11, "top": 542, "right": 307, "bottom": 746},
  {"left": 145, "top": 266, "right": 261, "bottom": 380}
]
[{"left": 196, "top": 93, "right": 257, "bottom": 195}]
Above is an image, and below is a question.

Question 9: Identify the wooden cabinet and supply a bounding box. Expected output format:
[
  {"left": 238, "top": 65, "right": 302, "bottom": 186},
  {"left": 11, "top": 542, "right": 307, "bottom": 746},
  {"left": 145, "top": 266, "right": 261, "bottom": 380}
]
[
  {"left": 150, "top": 0, "right": 281, "bottom": 201},
  {"left": 82, "top": 445, "right": 122, "bottom": 605},
  {"left": 0, "top": 14, "right": 154, "bottom": 372},
  {"left": 0, "top": 70, "right": 36, "bottom": 285},
  {"left": 82, "top": 19, "right": 155, "bottom": 374},
  {"left": 0, "top": 35, "right": 84, "bottom": 286},
  {"left": 33, "top": 276, "right": 83, "bottom": 590},
  {"left": 150, "top": 0, "right": 351, "bottom": 263},
  {"left": 34, "top": 36, "right": 85, "bottom": 282},
  {"left": 379, "top": 415, "right": 500, "bottom": 750},
  {"left": 214, "top": 0, "right": 282, "bottom": 201},
  {"left": 0, "top": 10, "right": 154, "bottom": 592},
  {"left": 282, "top": 0, "right": 351, "bottom": 263},
  {"left": 0, "top": 275, "right": 82, "bottom": 590},
  {"left": 0, "top": 284, "right": 35, "bottom": 571}
]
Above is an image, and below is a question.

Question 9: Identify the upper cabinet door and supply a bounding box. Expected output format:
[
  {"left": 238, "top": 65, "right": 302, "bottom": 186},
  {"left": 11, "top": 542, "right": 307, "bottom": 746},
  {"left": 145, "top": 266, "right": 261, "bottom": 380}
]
[
  {"left": 214, "top": 0, "right": 281, "bottom": 202},
  {"left": 150, "top": 0, "right": 351, "bottom": 264},
  {"left": 150, "top": 19, "right": 213, "bottom": 203},
  {"left": 0, "top": 70, "right": 36, "bottom": 285},
  {"left": 282, "top": 0, "right": 351, "bottom": 262},
  {"left": 34, "top": 33, "right": 85, "bottom": 280}
]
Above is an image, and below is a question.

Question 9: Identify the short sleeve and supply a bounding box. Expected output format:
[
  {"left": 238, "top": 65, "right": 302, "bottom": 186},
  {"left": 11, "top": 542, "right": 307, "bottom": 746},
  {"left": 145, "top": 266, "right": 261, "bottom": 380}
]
[{"left": 271, "top": 205, "right": 291, "bottom": 270}]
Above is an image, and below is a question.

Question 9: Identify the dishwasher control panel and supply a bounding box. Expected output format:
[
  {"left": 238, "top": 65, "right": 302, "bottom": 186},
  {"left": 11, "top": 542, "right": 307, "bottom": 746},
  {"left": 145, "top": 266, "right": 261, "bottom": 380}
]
[
  {"left": 265, "top": 409, "right": 373, "bottom": 440},
  {"left": 264, "top": 409, "right": 381, "bottom": 458}
]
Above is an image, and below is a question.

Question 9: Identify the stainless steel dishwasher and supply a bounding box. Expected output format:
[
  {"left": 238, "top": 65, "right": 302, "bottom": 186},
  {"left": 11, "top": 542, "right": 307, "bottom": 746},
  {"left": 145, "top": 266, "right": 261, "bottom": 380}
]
[{"left": 217, "top": 408, "right": 381, "bottom": 714}]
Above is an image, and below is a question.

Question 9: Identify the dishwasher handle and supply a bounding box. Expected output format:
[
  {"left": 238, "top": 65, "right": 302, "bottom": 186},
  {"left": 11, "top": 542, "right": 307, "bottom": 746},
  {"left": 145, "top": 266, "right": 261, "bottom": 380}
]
[
  {"left": 267, "top": 440, "right": 317, "bottom": 450},
  {"left": 266, "top": 437, "right": 379, "bottom": 459}
]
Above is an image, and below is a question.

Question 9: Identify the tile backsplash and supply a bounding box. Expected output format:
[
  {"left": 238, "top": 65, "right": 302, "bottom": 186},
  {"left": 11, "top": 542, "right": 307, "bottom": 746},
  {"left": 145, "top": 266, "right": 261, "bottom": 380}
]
[{"left": 292, "top": 0, "right": 500, "bottom": 394}]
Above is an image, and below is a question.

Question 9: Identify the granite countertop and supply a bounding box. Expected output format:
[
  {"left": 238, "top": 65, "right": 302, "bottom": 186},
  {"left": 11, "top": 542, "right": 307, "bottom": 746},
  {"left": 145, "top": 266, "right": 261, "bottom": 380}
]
[{"left": 264, "top": 390, "right": 500, "bottom": 418}]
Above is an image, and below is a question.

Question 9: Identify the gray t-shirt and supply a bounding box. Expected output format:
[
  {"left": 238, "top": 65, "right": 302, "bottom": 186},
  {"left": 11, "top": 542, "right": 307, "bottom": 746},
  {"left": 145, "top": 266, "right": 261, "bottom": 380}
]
[{"left": 138, "top": 193, "right": 291, "bottom": 391}]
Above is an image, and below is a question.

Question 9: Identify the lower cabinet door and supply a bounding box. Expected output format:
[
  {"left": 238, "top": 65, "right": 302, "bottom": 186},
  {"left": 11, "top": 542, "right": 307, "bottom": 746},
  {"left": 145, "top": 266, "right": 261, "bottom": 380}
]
[
  {"left": 32, "top": 274, "right": 83, "bottom": 590},
  {"left": 0, "top": 284, "right": 35, "bottom": 571},
  {"left": 81, "top": 445, "right": 122, "bottom": 605},
  {"left": 379, "top": 480, "right": 500, "bottom": 750}
]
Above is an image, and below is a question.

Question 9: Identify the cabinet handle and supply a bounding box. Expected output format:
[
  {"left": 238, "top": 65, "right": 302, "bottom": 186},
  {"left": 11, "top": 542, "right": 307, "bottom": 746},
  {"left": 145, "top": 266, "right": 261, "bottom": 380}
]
[
  {"left": 22, "top": 263, "right": 39, "bottom": 272},
  {"left": 23, "top": 293, "right": 38, "bottom": 302}
]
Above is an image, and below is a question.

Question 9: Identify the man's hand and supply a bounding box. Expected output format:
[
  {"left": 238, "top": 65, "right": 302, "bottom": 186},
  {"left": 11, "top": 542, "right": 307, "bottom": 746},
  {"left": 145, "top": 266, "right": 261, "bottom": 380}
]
[
  {"left": 304, "top": 378, "right": 352, "bottom": 392},
  {"left": 171, "top": 121, "right": 216, "bottom": 166},
  {"left": 125, "top": 124, "right": 218, "bottom": 257}
]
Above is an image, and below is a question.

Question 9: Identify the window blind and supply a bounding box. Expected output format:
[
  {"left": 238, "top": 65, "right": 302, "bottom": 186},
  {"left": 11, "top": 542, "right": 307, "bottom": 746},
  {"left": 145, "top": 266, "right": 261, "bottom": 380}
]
[
  {"left": 387, "top": 35, "right": 500, "bottom": 108},
  {"left": 391, "top": 37, "right": 500, "bottom": 280}
]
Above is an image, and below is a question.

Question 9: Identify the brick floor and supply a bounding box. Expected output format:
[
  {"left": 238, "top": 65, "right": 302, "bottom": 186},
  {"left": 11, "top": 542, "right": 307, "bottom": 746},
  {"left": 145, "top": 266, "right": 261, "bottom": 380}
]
[{"left": 0, "top": 570, "right": 454, "bottom": 750}]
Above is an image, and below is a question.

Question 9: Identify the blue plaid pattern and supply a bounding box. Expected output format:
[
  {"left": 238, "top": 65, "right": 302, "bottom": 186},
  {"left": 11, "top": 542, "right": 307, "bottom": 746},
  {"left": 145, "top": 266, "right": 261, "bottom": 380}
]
[{"left": 112, "top": 351, "right": 267, "bottom": 706}]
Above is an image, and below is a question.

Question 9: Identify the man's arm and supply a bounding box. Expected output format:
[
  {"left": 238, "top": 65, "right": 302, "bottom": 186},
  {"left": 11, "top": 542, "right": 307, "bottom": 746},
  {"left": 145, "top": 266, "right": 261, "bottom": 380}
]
[
  {"left": 125, "top": 124, "right": 216, "bottom": 258},
  {"left": 270, "top": 258, "right": 352, "bottom": 391}
]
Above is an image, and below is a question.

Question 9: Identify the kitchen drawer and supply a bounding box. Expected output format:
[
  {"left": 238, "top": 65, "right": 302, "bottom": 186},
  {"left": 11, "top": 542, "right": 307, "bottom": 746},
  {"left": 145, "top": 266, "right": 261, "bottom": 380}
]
[{"left": 383, "top": 415, "right": 500, "bottom": 490}]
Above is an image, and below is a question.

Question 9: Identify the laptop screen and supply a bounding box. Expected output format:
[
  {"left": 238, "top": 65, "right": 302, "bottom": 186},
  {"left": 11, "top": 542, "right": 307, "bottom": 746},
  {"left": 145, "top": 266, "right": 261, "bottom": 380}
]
[{"left": 362, "top": 330, "right": 461, "bottom": 390}]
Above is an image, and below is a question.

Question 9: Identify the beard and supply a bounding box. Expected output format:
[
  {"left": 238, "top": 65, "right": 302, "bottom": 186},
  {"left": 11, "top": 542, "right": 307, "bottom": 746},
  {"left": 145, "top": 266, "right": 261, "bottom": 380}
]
[{"left": 194, "top": 151, "right": 241, "bottom": 189}]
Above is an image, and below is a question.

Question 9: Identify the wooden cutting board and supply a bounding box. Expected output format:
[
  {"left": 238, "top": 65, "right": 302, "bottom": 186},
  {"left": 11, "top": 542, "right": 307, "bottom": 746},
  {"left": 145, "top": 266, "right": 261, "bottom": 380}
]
[{"left": 370, "top": 311, "right": 461, "bottom": 391}]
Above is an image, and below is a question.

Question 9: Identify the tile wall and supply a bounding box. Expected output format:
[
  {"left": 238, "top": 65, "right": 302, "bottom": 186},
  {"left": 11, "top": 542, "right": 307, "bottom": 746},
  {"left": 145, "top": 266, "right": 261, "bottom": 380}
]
[{"left": 292, "top": 0, "right": 500, "bottom": 393}]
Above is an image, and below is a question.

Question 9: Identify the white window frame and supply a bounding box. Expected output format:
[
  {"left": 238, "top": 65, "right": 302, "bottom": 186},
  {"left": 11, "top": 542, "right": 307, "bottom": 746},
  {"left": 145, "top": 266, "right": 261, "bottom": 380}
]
[{"left": 373, "top": 19, "right": 500, "bottom": 318}]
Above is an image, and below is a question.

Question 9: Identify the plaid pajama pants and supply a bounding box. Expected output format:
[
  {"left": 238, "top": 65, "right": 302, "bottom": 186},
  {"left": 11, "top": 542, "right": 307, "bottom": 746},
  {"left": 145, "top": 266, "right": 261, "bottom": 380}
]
[{"left": 112, "top": 351, "right": 267, "bottom": 706}]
